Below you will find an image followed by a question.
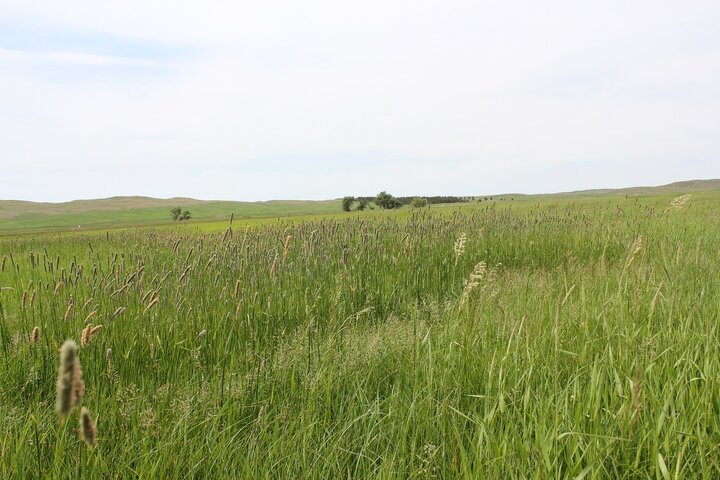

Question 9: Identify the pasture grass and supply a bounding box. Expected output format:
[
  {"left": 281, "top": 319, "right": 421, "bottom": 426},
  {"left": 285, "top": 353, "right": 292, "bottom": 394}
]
[{"left": 1, "top": 191, "right": 719, "bottom": 478}]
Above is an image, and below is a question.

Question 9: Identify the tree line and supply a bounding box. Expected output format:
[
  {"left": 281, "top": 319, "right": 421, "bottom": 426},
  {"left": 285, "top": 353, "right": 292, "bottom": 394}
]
[{"left": 342, "top": 192, "right": 469, "bottom": 211}]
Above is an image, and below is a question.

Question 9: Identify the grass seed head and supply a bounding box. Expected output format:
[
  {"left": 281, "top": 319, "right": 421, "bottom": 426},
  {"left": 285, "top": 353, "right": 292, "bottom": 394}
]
[
  {"left": 81, "top": 325, "right": 91, "bottom": 347},
  {"left": 84, "top": 310, "right": 97, "bottom": 323},
  {"left": 64, "top": 301, "right": 74, "bottom": 322},
  {"left": 283, "top": 235, "right": 292, "bottom": 258},
  {"left": 270, "top": 254, "right": 278, "bottom": 276},
  {"left": 453, "top": 233, "right": 467, "bottom": 260},
  {"left": 623, "top": 235, "right": 644, "bottom": 271},
  {"left": 630, "top": 366, "right": 642, "bottom": 430},
  {"left": 460, "top": 262, "right": 487, "bottom": 307},
  {"left": 79, "top": 407, "right": 97, "bottom": 447},
  {"left": 73, "top": 356, "right": 85, "bottom": 408},
  {"left": 56, "top": 340, "right": 83, "bottom": 417},
  {"left": 81, "top": 324, "right": 103, "bottom": 347},
  {"left": 31, "top": 326, "right": 40, "bottom": 343}
]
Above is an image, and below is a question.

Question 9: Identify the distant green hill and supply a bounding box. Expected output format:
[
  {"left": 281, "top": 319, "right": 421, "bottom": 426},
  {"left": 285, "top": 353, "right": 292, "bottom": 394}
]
[
  {"left": 550, "top": 179, "right": 720, "bottom": 196},
  {"left": 491, "top": 179, "right": 720, "bottom": 199}
]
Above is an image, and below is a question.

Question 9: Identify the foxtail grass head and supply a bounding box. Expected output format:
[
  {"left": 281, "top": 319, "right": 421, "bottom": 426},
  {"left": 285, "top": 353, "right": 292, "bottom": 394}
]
[
  {"left": 81, "top": 324, "right": 103, "bottom": 347},
  {"left": 79, "top": 407, "right": 97, "bottom": 447},
  {"left": 56, "top": 340, "right": 84, "bottom": 418}
]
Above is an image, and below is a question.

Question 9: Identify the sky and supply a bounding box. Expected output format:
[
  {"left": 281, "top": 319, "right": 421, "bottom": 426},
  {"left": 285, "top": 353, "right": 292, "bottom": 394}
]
[{"left": 1, "top": 0, "right": 719, "bottom": 202}]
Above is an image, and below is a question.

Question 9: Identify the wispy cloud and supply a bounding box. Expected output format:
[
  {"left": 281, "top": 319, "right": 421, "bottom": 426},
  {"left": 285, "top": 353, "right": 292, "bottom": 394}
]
[{"left": 0, "top": 47, "right": 164, "bottom": 68}]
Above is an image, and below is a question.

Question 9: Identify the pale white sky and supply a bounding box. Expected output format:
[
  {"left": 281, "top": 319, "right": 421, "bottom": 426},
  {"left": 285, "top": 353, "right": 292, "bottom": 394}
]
[{"left": 1, "top": 0, "right": 719, "bottom": 201}]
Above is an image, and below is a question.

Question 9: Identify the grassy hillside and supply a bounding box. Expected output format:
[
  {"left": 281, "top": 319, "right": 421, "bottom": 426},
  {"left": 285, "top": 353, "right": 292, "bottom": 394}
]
[
  {"left": 553, "top": 178, "right": 720, "bottom": 197},
  {"left": 490, "top": 178, "right": 720, "bottom": 199}
]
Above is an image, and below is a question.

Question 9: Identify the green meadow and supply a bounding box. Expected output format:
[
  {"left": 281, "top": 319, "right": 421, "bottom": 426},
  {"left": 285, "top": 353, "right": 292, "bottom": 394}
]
[{"left": 1, "top": 189, "right": 719, "bottom": 478}]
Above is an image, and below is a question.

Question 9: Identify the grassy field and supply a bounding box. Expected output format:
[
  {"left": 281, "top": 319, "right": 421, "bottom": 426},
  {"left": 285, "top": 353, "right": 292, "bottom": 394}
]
[{"left": 1, "top": 190, "right": 719, "bottom": 478}]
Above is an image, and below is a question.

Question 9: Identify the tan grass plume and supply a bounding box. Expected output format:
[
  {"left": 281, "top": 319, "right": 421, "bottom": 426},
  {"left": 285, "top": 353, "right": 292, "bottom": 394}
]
[
  {"left": 56, "top": 340, "right": 84, "bottom": 418},
  {"left": 79, "top": 407, "right": 97, "bottom": 447},
  {"left": 283, "top": 235, "right": 292, "bottom": 258},
  {"left": 81, "top": 324, "right": 103, "bottom": 347},
  {"left": 453, "top": 233, "right": 467, "bottom": 261},
  {"left": 459, "top": 262, "right": 487, "bottom": 308}
]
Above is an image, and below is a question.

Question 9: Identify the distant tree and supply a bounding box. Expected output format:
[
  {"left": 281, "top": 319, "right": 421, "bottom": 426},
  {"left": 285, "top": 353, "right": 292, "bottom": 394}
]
[
  {"left": 356, "top": 199, "right": 369, "bottom": 211},
  {"left": 410, "top": 197, "right": 428, "bottom": 208},
  {"left": 342, "top": 196, "right": 356, "bottom": 212},
  {"left": 180, "top": 210, "right": 192, "bottom": 221},
  {"left": 375, "top": 191, "right": 391, "bottom": 209},
  {"left": 375, "top": 191, "right": 402, "bottom": 209},
  {"left": 171, "top": 206, "right": 182, "bottom": 221}
]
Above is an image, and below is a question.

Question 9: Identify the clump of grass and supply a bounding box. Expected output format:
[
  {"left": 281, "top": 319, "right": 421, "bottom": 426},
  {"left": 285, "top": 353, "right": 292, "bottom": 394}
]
[{"left": 665, "top": 193, "right": 692, "bottom": 212}]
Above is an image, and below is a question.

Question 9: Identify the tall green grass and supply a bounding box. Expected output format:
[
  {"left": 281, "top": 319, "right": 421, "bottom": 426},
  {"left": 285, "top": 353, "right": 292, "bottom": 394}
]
[{"left": 1, "top": 193, "right": 718, "bottom": 478}]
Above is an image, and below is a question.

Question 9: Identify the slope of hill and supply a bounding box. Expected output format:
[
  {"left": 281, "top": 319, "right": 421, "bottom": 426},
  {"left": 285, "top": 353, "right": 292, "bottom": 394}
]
[{"left": 553, "top": 178, "right": 720, "bottom": 196}]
